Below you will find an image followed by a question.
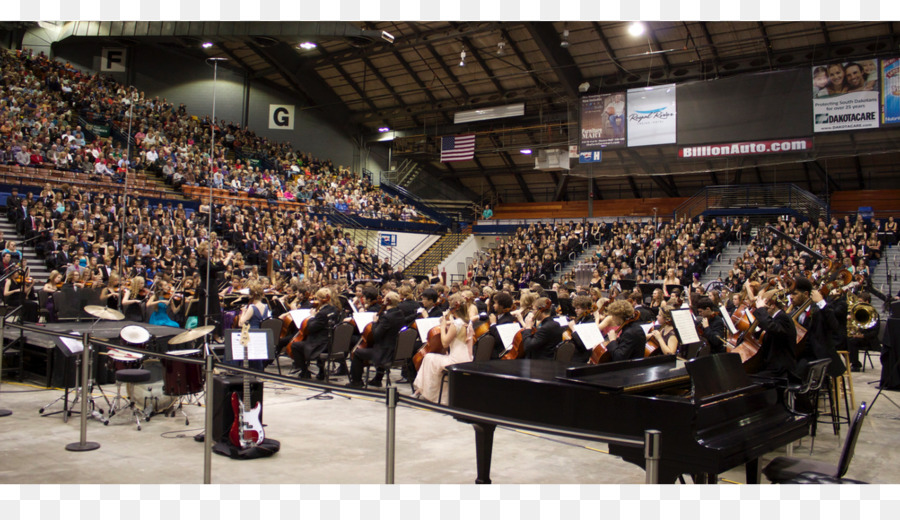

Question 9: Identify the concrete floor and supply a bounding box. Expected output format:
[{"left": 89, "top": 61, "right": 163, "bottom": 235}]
[{"left": 0, "top": 353, "right": 897, "bottom": 485}]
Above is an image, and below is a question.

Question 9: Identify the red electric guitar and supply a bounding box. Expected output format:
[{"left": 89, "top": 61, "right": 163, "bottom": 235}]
[{"left": 229, "top": 323, "right": 265, "bottom": 448}]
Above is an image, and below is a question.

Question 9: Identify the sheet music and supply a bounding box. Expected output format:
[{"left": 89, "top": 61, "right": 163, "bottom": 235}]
[
  {"left": 553, "top": 316, "right": 569, "bottom": 327},
  {"left": 574, "top": 323, "right": 605, "bottom": 349},
  {"left": 237, "top": 288, "right": 250, "bottom": 295},
  {"left": 229, "top": 331, "right": 269, "bottom": 360},
  {"left": 352, "top": 312, "right": 377, "bottom": 333},
  {"left": 415, "top": 317, "right": 442, "bottom": 343},
  {"left": 640, "top": 323, "right": 653, "bottom": 335},
  {"left": 670, "top": 308, "right": 701, "bottom": 344},
  {"left": 349, "top": 300, "right": 358, "bottom": 314},
  {"left": 288, "top": 308, "right": 312, "bottom": 326},
  {"left": 61, "top": 336, "right": 84, "bottom": 354},
  {"left": 720, "top": 305, "right": 738, "bottom": 335},
  {"left": 495, "top": 322, "right": 522, "bottom": 350}
]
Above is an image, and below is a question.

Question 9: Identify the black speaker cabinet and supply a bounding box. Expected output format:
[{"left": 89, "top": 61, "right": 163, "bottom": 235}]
[{"left": 211, "top": 374, "right": 264, "bottom": 443}]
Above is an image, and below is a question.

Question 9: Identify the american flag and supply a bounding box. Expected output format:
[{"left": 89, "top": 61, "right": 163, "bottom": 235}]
[{"left": 440, "top": 134, "right": 476, "bottom": 162}]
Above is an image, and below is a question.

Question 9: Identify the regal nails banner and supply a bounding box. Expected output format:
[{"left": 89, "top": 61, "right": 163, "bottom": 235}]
[
  {"left": 883, "top": 58, "right": 900, "bottom": 125},
  {"left": 813, "top": 60, "right": 880, "bottom": 132},
  {"left": 580, "top": 92, "right": 626, "bottom": 150},
  {"left": 626, "top": 84, "right": 676, "bottom": 147}
]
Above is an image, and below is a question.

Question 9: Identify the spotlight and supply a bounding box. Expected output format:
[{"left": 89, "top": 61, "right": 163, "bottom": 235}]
[
  {"left": 298, "top": 42, "right": 317, "bottom": 50},
  {"left": 578, "top": 82, "right": 590, "bottom": 93},
  {"left": 202, "top": 42, "right": 214, "bottom": 49},
  {"left": 560, "top": 29, "right": 569, "bottom": 49},
  {"left": 459, "top": 49, "right": 467, "bottom": 67},
  {"left": 520, "top": 149, "right": 532, "bottom": 155},
  {"left": 628, "top": 22, "right": 645, "bottom": 37}
]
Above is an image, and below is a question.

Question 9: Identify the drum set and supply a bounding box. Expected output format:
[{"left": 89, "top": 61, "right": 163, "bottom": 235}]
[{"left": 83, "top": 305, "right": 216, "bottom": 427}]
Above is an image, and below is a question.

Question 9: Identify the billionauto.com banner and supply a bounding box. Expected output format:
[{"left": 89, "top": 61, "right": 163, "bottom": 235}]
[
  {"left": 678, "top": 138, "right": 813, "bottom": 158},
  {"left": 626, "top": 84, "right": 676, "bottom": 147},
  {"left": 812, "top": 60, "right": 880, "bottom": 132}
]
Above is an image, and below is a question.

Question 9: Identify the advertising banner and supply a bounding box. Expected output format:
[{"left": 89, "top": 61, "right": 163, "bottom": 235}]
[
  {"left": 883, "top": 58, "right": 900, "bottom": 125},
  {"left": 580, "top": 92, "right": 625, "bottom": 150},
  {"left": 678, "top": 138, "right": 813, "bottom": 159},
  {"left": 626, "top": 84, "right": 676, "bottom": 147},
  {"left": 813, "top": 61, "right": 880, "bottom": 132}
]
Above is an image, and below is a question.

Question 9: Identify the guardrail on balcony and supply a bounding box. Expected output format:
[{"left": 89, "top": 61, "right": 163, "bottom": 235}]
[{"left": 673, "top": 184, "right": 827, "bottom": 223}]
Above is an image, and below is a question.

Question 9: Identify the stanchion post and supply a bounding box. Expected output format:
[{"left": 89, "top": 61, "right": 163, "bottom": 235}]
[
  {"left": 385, "top": 386, "right": 397, "bottom": 484},
  {"left": 644, "top": 429, "right": 661, "bottom": 484},
  {"left": 0, "top": 306, "right": 11, "bottom": 417},
  {"left": 203, "top": 352, "right": 214, "bottom": 484},
  {"left": 65, "top": 332, "right": 99, "bottom": 451}
]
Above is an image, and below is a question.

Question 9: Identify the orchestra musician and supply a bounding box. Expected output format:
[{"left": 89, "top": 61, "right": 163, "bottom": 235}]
[
  {"left": 235, "top": 280, "right": 272, "bottom": 370},
  {"left": 847, "top": 291, "right": 878, "bottom": 372},
  {"left": 487, "top": 291, "right": 517, "bottom": 358},
  {"left": 520, "top": 297, "right": 563, "bottom": 360},
  {"left": 418, "top": 289, "right": 443, "bottom": 319},
  {"left": 347, "top": 291, "right": 405, "bottom": 388},
  {"left": 599, "top": 300, "right": 645, "bottom": 361},
  {"left": 292, "top": 287, "right": 340, "bottom": 380},
  {"left": 412, "top": 293, "right": 474, "bottom": 403},
  {"left": 566, "top": 295, "right": 598, "bottom": 363},
  {"left": 694, "top": 297, "right": 727, "bottom": 354},
  {"left": 752, "top": 287, "right": 800, "bottom": 380},
  {"left": 647, "top": 304, "right": 680, "bottom": 356},
  {"left": 791, "top": 277, "right": 846, "bottom": 379}
]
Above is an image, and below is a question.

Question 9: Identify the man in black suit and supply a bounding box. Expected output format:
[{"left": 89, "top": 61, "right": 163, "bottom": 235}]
[
  {"left": 522, "top": 297, "right": 563, "bottom": 360},
  {"left": 6, "top": 188, "right": 21, "bottom": 223},
  {"left": 566, "top": 295, "right": 598, "bottom": 363},
  {"left": 488, "top": 291, "right": 518, "bottom": 358},
  {"left": 347, "top": 291, "right": 406, "bottom": 388},
  {"left": 629, "top": 290, "right": 655, "bottom": 324},
  {"left": 753, "top": 287, "right": 799, "bottom": 380},
  {"left": 290, "top": 288, "right": 340, "bottom": 380},
  {"left": 695, "top": 297, "right": 727, "bottom": 354},
  {"left": 792, "top": 278, "right": 846, "bottom": 379}
]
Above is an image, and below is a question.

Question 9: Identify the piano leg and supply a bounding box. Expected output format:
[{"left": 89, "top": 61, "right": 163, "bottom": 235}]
[
  {"left": 746, "top": 458, "right": 761, "bottom": 484},
  {"left": 472, "top": 422, "right": 496, "bottom": 484}
]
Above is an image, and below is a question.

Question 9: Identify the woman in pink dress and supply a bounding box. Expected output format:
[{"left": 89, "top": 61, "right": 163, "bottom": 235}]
[{"left": 413, "top": 293, "right": 473, "bottom": 404}]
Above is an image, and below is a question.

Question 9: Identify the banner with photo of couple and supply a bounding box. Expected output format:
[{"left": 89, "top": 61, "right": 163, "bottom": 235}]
[{"left": 812, "top": 60, "right": 880, "bottom": 133}]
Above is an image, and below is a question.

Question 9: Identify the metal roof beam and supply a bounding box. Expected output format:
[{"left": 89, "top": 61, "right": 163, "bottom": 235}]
[{"left": 523, "top": 22, "right": 585, "bottom": 100}]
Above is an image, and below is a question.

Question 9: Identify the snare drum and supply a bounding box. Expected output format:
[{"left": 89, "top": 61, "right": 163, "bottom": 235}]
[
  {"left": 106, "top": 349, "right": 144, "bottom": 372},
  {"left": 120, "top": 325, "right": 151, "bottom": 351},
  {"left": 163, "top": 349, "right": 205, "bottom": 396}
]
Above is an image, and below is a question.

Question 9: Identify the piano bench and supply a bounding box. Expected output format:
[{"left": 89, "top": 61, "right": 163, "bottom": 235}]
[{"left": 782, "top": 471, "right": 867, "bottom": 485}]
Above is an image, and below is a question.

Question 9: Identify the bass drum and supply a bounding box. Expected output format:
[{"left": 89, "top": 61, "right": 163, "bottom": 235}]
[{"left": 126, "top": 359, "right": 175, "bottom": 415}]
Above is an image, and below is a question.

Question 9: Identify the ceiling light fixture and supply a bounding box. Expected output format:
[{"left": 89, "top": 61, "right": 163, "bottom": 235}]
[
  {"left": 520, "top": 149, "right": 532, "bottom": 155},
  {"left": 459, "top": 49, "right": 467, "bottom": 67},
  {"left": 628, "top": 22, "right": 645, "bottom": 37},
  {"left": 560, "top": 29, "right": 569, "bottom": 48},
  {"left": 298, "top": 42, "right": 317, "bottom": 50},
  {"left": 378, "top": 127, "right": 390, "bottom": 132},
  {"left": 202, "top": 42, "right": 214, "bottom": 49},
  {"left": 497, "top": 40, "right": 506, "bottom": 57}
]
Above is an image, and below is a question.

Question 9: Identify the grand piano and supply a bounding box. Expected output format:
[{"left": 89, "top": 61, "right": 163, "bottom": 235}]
[{"left": 446, "top": 353, "right": 810, "bottom": 484}]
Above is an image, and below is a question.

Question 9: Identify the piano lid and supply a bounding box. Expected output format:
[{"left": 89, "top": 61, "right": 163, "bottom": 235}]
[
  {"left": 558, "top": 353, "right": 749, "bottom": 396},
  {"left": 561, "top": 355, "right": 689, "bottom": 394}
]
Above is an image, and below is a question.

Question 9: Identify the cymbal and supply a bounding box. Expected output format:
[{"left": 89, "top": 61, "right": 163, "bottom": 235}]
[
  {"left": 84, "top": 305, "right": 125, "bottom": 321},
  {"left": 168, "top": 325, "right": 216, "bottom": 345},
  {"left": 120, "top": 325, "right": 151, "bottom": 344}
]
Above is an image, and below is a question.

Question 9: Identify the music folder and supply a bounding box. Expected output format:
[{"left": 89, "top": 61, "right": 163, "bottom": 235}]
[{"left": 224, "top": 328, "right": 275, "bottom": 362}]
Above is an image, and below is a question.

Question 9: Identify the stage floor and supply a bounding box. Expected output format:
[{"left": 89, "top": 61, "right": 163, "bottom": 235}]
[{"left": 1, "top": 347, "right": 898, "bottom": 485}]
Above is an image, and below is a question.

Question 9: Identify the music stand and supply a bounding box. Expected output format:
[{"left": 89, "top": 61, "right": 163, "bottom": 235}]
[
  {"left": 39, "top": 335, "right": 86, "bottom": 421},
  {"left": 223, "top": 328, "right": 275, "bottom": 364}
]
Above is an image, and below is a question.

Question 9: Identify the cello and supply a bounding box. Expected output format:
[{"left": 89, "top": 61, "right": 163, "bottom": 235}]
[
  {"left": 285, "top": 296, "right": 318, "bottom": 359},
  {"left": 502, "top": 298, "right": 554, "bottom": 360},
  {"left": 589, "top": 310, "right": 639, "bottom": 364},
  {"left": 412, "top": 314, "right": 447, "bottom": 371}
]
